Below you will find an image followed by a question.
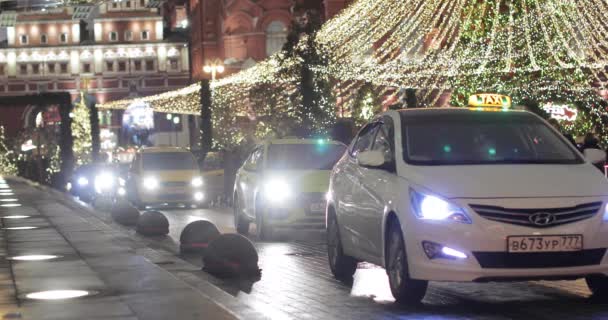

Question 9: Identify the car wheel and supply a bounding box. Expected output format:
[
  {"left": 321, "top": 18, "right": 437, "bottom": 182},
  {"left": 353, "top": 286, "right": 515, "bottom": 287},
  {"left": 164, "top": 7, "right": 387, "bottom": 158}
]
[
  {"left": 586, "top": 275, "right": 608, "bottom": 298},
  {"left": 327, "top": 212, "right": 357, "bottom": 283},
  {"left": 255, "top": 199, "right": 273, "bottom": 241},
  {"left": 386, "top": 220, "right": 428, "bottom": 305},
  {"left": 234, "top": 194, "right": 250, "bottom": 235}
]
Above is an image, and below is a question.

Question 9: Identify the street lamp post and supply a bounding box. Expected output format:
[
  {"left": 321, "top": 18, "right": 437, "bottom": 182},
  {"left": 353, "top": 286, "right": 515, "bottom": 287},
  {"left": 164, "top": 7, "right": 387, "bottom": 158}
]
[
  {"left": 173, "top": 116, "right": 180, "bottom": 146},
  {"left": 166, "top": 113, "right": 173, "bottom": 145},
  {"left": 203, "top": 59, "right": 225, "bottom": 81}
]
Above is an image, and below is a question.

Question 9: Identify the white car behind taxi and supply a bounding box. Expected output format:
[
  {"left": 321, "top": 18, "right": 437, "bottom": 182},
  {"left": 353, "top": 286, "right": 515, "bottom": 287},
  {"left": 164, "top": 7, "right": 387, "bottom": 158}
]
[{"left": 327, "top": 96, "right": 608, "bottom": 304}]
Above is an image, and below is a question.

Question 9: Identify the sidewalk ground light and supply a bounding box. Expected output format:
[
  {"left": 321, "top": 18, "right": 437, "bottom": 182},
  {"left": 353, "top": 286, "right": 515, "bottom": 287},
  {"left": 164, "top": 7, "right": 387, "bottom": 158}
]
[
  {"left": 9, "top": 255, "right": 59, "bottom": 261},
  {"left": 0, "top": 204, "right": 21, "bottom": 207},
  {"left": 26, "top": 290, "right": 91, "bottom": 300},
  {"left": 3, "top": 226, "right": 37, "bottom": 230},
  {"left": 0, "top": 199, "right": 18, "bottom": 202},
  {"left": 1, "top": 215, "right": 29, "bottom": 219}
]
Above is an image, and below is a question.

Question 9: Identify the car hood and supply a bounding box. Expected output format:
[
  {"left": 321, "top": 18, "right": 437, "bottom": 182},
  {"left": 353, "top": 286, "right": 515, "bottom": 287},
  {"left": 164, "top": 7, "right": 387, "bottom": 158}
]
[
  {"left": 265, "top": 170, "right": 331, "bottom": 193},
  {"left": 406, "top": 164, "right": 608, "bottom": 199}
]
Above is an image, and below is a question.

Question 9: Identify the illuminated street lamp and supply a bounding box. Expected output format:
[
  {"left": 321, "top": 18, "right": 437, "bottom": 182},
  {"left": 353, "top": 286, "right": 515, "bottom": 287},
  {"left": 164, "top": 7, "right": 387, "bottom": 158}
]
[
  {"left": 203, "top": 59, "right": 225, "bottom": 81},
  {"left": 171, "top": 115, "right": 180, "bottom": 146}
]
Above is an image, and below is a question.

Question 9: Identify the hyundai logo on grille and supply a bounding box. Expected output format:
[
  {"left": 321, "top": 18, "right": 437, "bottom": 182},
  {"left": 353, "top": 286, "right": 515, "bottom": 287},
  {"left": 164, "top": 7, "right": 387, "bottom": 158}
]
[{"left": 529, "top": 212, "right": 556, "bottom": 226}]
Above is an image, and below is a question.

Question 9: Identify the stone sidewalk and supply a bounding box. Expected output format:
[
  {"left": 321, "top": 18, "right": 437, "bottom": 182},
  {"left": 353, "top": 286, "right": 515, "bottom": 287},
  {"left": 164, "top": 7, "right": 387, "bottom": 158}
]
[{"left": 0, "top": 177, "right": 245, "bottom": 320}]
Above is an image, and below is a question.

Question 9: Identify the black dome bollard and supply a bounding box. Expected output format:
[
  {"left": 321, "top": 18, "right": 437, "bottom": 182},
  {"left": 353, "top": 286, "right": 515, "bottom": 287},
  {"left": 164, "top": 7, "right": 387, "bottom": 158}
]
[
  {"left": 203, "top": 233, "right": 261, "bottom": 278},
  {"left": 111, "top": 201, "right": 140, "bottom": 226},
  {"left": 179, "top": 220, "right": 221, "bottom": 254},
  {"left": 136, "top": 210, "right": 169, "bottom": 236}
]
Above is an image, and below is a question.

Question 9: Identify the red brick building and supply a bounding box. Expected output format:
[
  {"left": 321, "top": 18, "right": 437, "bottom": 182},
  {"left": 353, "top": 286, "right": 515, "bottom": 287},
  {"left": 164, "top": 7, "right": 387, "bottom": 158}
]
[{"left": 188, "top": 0, "right": 353, "bottom": 80}]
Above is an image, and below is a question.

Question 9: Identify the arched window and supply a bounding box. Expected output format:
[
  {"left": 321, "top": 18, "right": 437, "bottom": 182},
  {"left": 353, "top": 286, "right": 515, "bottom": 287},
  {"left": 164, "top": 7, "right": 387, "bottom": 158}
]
[{"left": 265, "top": 21, "right": 287, "bottom": 57}]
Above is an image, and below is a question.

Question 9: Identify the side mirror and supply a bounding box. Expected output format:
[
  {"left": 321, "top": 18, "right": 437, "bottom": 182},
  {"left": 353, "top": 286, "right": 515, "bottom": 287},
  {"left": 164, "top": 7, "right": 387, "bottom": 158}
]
[
  {"left": 584, "top": 149, "right": 605, "bottom": 164},
  {"left": 356, "top": 150, "right": 386, "bottom": 168}
]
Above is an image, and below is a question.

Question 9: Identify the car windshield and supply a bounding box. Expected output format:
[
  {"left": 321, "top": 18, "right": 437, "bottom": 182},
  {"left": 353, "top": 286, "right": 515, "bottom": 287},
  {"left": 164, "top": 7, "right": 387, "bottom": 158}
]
[
  {"left": 267, "top": 143, "right": 346, "bottom": 170},
  {"left": 142, "top": 152, "right": 198, "bottom": 171},
  {"left": 401, "top": 111, "right": 583, "bottom": 165}
]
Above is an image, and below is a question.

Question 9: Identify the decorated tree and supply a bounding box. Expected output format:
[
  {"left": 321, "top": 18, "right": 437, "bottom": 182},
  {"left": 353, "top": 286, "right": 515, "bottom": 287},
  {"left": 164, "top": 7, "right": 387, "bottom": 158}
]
[
  {"left": 72, "top": 92, "right": 93, "bottom": 166},
  {"left": 281, "top": 9, "right": 336, "bottom": 137},
  {"left": 351, "top": 82, "right": 383, "bottom": 127},
  {"left": 0, "top": 126, "right": 17, "bottom": 176}
]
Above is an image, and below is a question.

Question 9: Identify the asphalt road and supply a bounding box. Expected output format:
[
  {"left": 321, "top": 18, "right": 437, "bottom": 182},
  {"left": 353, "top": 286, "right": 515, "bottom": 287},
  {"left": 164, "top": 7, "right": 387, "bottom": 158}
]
[{"left": 146, "top": 206, "right": 608, "bottom": 320}]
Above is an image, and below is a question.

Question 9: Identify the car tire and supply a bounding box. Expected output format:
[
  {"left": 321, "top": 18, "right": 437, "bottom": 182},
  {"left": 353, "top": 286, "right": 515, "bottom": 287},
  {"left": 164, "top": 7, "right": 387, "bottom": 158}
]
[
  {"left": 386, "top": 220, "right": 428, "bottom": 305},
  {"left": 234, "top": 194, "right": 250, "bottom": 235},
  {"left": 255, "top": 199, "right": 273, "bottom": 241},
  {"left": 586, "top": 275, "right": 608, "bottom": 298},
  {"left": 327, "top": 212, "right": 358, "bottom": 283}
]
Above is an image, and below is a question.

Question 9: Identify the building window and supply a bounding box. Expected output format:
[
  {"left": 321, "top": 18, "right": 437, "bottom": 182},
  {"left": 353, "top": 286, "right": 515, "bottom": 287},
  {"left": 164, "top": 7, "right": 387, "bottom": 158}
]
[
  {"left": 0, "top": 65, "right": 5, "bottom": 76},
  {"left": 112, "top": 2, "right": 118, "bottom": 8},
  {"left": 133, "top": 60, "right": 142, "bottom": 71},
  {"left": 60, "top": 63, "right": 68, "bottom": 74},
  {"left": 105, "top": 61, "right": 114, "bottom": 72},
  {"left": 266, "top": 21, "right": 287, "bottom": 56},
  {"left": 118, "top": 61, "right": 126, "bottom": 72},
  {"left": 125, "top": 1, "right": 131, "bottom": 8},
  {"left": 32, "top": 64, "right": 40, "bottom": 74},
  {"left": 60, "top": 33, "right": 68, "bottom": 43},
  {"left": 109, "top": 32, "right": 118, "bottom": 42},
  {"left": 41, "top": 34, "right": 48, "bottom": 44},
  {"left": 48, "top": 64, "right": 56, "bottom": 74},
  {"left": 141, "top": 30, "right": 149, "bottom": 40},
  {"left": 169, "top": 59, "right": 178, "bottom": 70},
  {"left": 140, "top": 0, "right": 145, "bottom": 6},
  {"left": 20, "top": 35, "right": 28, "bottom": 45},
  {"left": 125, "top": 31, "right": 133, "bottom": 41},
  {"left": 145, "top": 60, "right": 154, "bottom": 71},
  {"left": 19, "top": 64, "right": 27, "bottom": 75},
  {"left": 83, "top": 63, "right": 91, "bottom": 73}
]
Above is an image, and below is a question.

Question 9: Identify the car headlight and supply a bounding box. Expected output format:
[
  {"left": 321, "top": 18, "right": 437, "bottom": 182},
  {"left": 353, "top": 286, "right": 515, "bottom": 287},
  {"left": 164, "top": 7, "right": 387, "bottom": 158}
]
[
  {"left": 191, "top": 177, "right": 203, "bottom": 188},
  {"left": 264, "top": 179, "right": 292, "bottom": 203},
  {"left": 95, "top": 173, "right": 115, "bottom": 194},
  {"left": 143, "top": 177, "right": 159, "bottom": 190},
  {"left": 119, "top": 178, "right": 126, "bottom": 187},
  {"left": 77, "top": 177, "right": 89, "bottom": 186},
  {"left": 410, "top": 189, "right": 471, "bottom": 224}
]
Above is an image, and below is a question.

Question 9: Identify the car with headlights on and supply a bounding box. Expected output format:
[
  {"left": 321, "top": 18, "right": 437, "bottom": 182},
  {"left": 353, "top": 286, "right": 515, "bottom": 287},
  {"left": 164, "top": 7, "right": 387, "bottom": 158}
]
[
  {"left": 326, "top": 94, "right": 608, "bottom": 304},
  {"left": 68, "top": 163, "right": 103, "bottom": 202},
  {"left": 127, "top": 147, "right": 204, "bottom": 209},
  {"left": 233, "top": 138, "right": 347, "bottom": 240}
]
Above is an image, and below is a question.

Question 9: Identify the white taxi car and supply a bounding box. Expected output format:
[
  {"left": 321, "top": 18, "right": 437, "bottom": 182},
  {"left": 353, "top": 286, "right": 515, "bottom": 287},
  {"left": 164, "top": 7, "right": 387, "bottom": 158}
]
[{"left": 326, "top": 95, "right": 608, "bottom": 304}]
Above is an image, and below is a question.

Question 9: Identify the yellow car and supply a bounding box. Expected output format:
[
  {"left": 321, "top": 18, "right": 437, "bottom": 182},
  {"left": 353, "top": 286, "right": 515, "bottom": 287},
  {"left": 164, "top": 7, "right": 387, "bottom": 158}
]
[
  {"left": 233, "top": 138, "right": 347, "bottom": 240},
  {"left": 127, "top": 147, "right": 204, "bottom": 208}
]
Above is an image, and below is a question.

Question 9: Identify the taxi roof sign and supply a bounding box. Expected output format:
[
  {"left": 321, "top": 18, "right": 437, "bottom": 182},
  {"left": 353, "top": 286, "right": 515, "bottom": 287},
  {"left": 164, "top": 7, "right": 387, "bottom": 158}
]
[{"left": 468, "top": 94, "right": 511, "bottom": 109}]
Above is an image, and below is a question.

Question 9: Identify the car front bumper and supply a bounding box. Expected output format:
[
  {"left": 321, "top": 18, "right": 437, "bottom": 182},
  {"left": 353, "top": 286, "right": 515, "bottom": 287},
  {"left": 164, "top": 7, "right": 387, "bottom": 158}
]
[
  {"left": 264, "top": 192, "right": 326, "bottom": 230},
  {"left": 404, "top": 196, "right": 608, "bottom": 282},
  {"left": 139, "top": 187, "right": 205, "bottom": 204}
]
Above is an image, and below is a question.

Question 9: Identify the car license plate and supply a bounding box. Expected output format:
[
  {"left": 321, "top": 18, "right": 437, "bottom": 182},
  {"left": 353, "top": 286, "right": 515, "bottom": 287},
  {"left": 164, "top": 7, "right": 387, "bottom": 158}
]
[
  {"left": 310, "top": 202, "right": 325, "bottom": 213},
  {"left": 507, "top": 235, "right": 583, "bottom": 253}
]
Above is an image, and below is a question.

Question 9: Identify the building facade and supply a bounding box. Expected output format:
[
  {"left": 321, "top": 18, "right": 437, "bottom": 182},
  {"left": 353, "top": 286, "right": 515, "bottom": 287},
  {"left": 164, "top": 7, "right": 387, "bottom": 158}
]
[
  {"left": 188, "top": 0, "right": 352, "bottom": 80},
  {"left": 0, "top": 5, "right": 190, "bottom": 104},
  {"left": 0, "top": 4, "right": 192, "bottom": 147}
]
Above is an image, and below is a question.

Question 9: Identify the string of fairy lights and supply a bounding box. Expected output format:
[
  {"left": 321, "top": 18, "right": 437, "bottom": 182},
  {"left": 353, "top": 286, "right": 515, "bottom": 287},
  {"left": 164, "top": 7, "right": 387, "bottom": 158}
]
[{"left": 97, "top": 0, "right": 608, "bottom": 144}]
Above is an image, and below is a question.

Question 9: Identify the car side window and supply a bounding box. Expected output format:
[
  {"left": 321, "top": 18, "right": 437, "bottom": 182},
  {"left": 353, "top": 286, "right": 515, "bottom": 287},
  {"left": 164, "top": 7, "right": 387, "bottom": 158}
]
[
  {"left": 351, "top": 123, "right": 379, "bottom": 157},
  {"left": 372, "top": 116, "right": 396, "bottom": 163}
]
